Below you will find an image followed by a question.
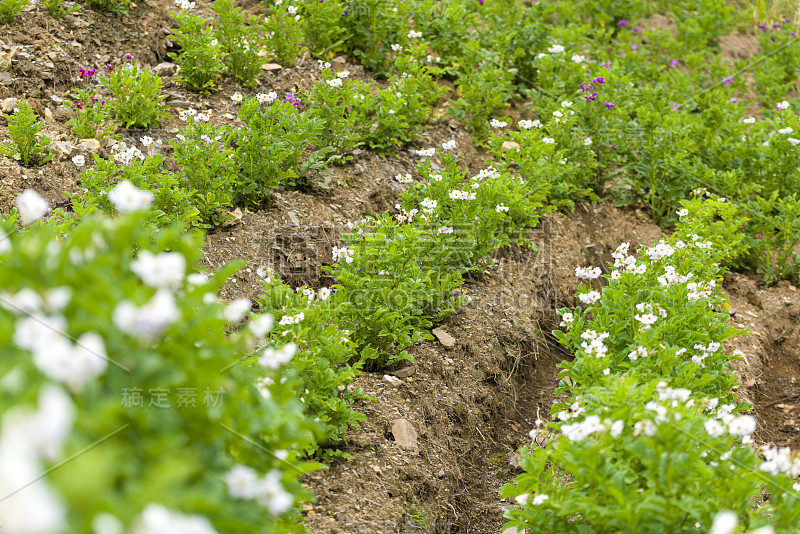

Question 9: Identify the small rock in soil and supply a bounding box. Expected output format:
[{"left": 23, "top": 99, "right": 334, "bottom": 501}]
[
  {"left": 48, "top": 141, "right": 71, "bottom": 159},
  {"left": 432, "top": 327, "right": 455, "bottom": 348},
  {"left": 392, "top": 365, "right": 415, "bottom": 378},
  {"left": 44, "top": 108, "right": 55, "bottom": 124},
  {"left": 79, "top": 138, "right": 101, "bottom": 151},
  {"left": 391, "top": 419, "right": 418, "bottom": 452},
  {"left": 154, "top": 62, "right": 178, "bottom": 76},
  {"left": 383, "top": 375, "right": 402, "bottom": 387},
  {"left": 1, "top": 97, "right": 17, "bottom": 113},
  {"left": 501, "top": 140, "right": 520, "bottom": 150}
]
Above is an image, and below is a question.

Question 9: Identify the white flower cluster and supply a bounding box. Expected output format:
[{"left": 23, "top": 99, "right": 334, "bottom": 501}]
[
  {"left": 776, "top": 100, "right": 790, "bottom": 111},
  {"left": 578, "top": 290, "right": 601, "bottom": 304},
  {"left": 627, "top": 345, "right": 648, "bottom": 361},
  {"left": 223, "top": 298, "right": 251, "bottom": 322},
  {"left": 449, "top": 189, "right": 476, "bottom": 201},
  {"left": 225, "top": 465, "right": 294, "bottom": 515},
  {"left": 559, "top": 311, "right": 574, "bottom": 327},
  {"left": 278, "top": 312, "right": 304, "bottom": 326},
  {"left": 415, "top": 148, "right": 435, "bottom": 157},
  {"left": 473, "top": 167, "right": 501, "bottom": 181},
  {"left": 332, "top": 246, "right": 354, "bottom": 264},
  {"left": 114, "top": 289, "right": 180, "bottom": 341},
  {"left": 72, "top": 154, "right": 85, "bottom": 167},
  {"left": 395, "top": 173, "right": 413, "bottom": 184},
  {"left": 250, "top": 313, "right": 274, "bottom": 337},
  {"left": 111, "top": 144, "right": 146, "bottom": 165},
  {"left": 326, "top": 78, "right": 343, "bottom": 88},
  {"left": 131, "top": 251, "right": 186, "bottom": 290},
  {"left": 548, "top": 44, "right": 565, "bottom": 53},
  {"left": 657, "top": 265, "right": 692, "bottom": 287},
  {"left": 257, "top": 91, "right": 278, "bottom": 103},
  {"left": 337, "top": 71, "right": 350, "bottom": 78},
  {"left": 542, "top": 137, "right": 555, "bottom": 144},
  {"left": 579, "top": 329, "right": 609, "bottom": 357},
  {"left": 178, "top": 108, "right": 212, "bottom": 122},
  {"left": 490, "top": 118, "right": 508, "bottom": 128},
  {"left": 574, "top": 266, "right": 602, "bottom": 280},
  {"left": 562, "top": 415, "right": 607, "bottom": 441},
  {"left": 394, "top": 205, "right": 419, "bottom": 223},
  {"left": 0, "top": 384, "right": 72, "bottom": 533},
  {"left": 495, "top": 204, "right": 509, "bottom": 213},
  {"left": 5, "top": 287, "right": 110, "bottom": 390},
  {"left": 689, "top": 341, "right": 721, "bottom": 366},
  {"left": 442, "top": 140, "right": 456, "bottom": 150},
  {"left": 231, "top": 92, "right": 243, "bottom": 103},
  {"left": 610, "top": 242, "right": 645, "bottom": 275},
  {"left": 438, "top": 226, "right": 453, "bottom": 235},
  {"left": 687, "top": 279, "right": 715, "bottom": 302},
  {"left": 420, "top": 197, "right": 438, "bottom": 214},
  {"left": 646, "top": 242, "right": 675, "bottom": 261},
  {"left": 258, "top": 342, "right": 297, "bottom": 369},
  {"left": 173, "top": 0, "right": 195, "bottom": 9},
  {"left": 759, "top": 445, "right": 800, "bottom": 478},
  {"left": 16, "top": 189, "right": 49, "bottom": 225},
  {"left": 132, "top": 503, "right": 218, "bottom": 534},
  {"left": 408, "top": 29, "right": 422, "bottom": 38},
  {"left": 107, "top": 180, "right": 154, "bottom": 213},
  {"left": 518, "top": 119, "right": 542, "bottom": 130}
]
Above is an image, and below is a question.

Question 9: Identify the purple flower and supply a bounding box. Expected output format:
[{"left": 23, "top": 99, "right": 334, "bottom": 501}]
[
  {"left": 632, "top": 27, "right": 640, "bottom": 32},
  {"left": 105, "top": 64, "right": 115, "bottom": 71},
  {"left": 791, "top": 32, "right": 797, "bottom": 37},
  {"left": 773, "top": 23, "right": 781, "bottom": 29},
  {"left": 610, "top": 144, "right": 617, "bottom": 151},
  {"left": 601, "top": 60, "right": 611, "bottom": 68},
  {"left": 592, "top": 77, "right": 605, "bottom": 84},
  {"left": 604, "top": 102, "right": 615, "bottom": 108},
  {"left": 585, "top": 92, "right": 598, "bottom": 101},
  {"left": 730, "top": 97, "right": 739, "bottom": 104},
  {"left": 617, "top": 19, "right": 628, "bottom": 26},
  {"left": 478, "top": 0, "right": 484, "bottom": 4},
  {"left": 723, "top": 76, "right": 734, "bottom": 84},
  {"left": 285, "top": 92, "right": 301, "bottom": 109},
  {"left": 669, "top": 59, "right": 679, "bottom": 68},
  {"left": 125, "top": 53, "right": 134, "bottom": 60},
  {"left": 672, "top": 103, "right": 679, "bottom": 111},
  {"left": 631, "top": 44, "right": 638, "bottom": 51},
  {"left": 580, "top": 83, "right": 594, "bottom": 92}
]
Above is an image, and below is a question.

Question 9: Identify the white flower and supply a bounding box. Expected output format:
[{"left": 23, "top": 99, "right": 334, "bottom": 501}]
[
  {"left": 408, "top": 30, "right": 422, "bottom": 38},
  {"left": 709, "top": 511, "right": 738, "bottom": 534},
  {"left": 326, "top": 78, "right": 343, "bottom": 88},
  {"left": 72, "top": 155, "right": 86, "bottom": 167},
  {"left": 287, "top": 5, "right": 297, "bottom": 13},
  {"left": 250, "top": 314, "right": 274, "bottom": 337},
  {"left": 132, "top": 504, "right": 218, "bottom": 534},
  {"left": 113, "top": 290, "right": 179, "bottom": 341},
  {"left": 548, "top": 44, "right": 565, "bottom": 53},
  {"left": 728, "top": 415, "right": 756, "bottom": 437},
  {"left": 257, "top": 92, "right": 278, "bottom": 103},
  {"left": 776, "top": 100, "right": 790, "bottom": 111},
  {"left": 610, "top": 420, "right": 624, "bottom": 437},
  {"left": 676, "top": 208, "right": 688, "bottom": 217},
  {"left": 226, "top": 464, "right": 259, "bottom": 499},
  {"left": 442, "top": 140, "right": 457, "bottom": 150},
  {"left": 633, "top": 420, "right": 656, "bottom": 436},
  {"left": 16, "top": 190, "right": 49, "bottom": 225},
  {"left": 258, "top": 343, "right": 297, "bottom": 369},
  {"left": 253, "top": 470, "right": 294, "bottom": 515},
  {"left": 107, "top": 180, "right": 154, "bottom": 213},
  {"left": 490, "top": 118, "right": 508, "bottom": 128},
  {"left": 223, "top": 298, "right": 251, "bottom": 322},
  {"left": 561, "top": 100, "right": 573, "bottom": 108},
  {"left": 705, "top": 419, "right": 726, "bottom": 437},
  {"left": 495, "top": 204, "right": 509, "bottom": 213},
  {"left": 542, "top": 137, "right": 555, "bottom": 144},
  {"left": 583, "top": 138, "right": 592, "bottom": 146},
  {"left": 742, "top": 117, "right": 756, "bottom": 123},
  {"left": 778, "top": 127, "right": 793, "bottom": 134},
  {"left": 416, "top": 148, "right": 435, "bottom": 157},
  {"left": 560, "top": 312, "right": 574, "bottom": 326},
  {"left": 130, "top": 251, "right": 186, "bottom": 290},
  {"left": 515, "top": 493, "right": 528, "bottom": 506},
  {"left": 788, "top": 138, "right": 800, "bottom": 146},
  {"left": 438, "top": 226, "right": 454, "bottom": 235},
  {"left": 635, "top": 313, "right": 658, "bottom": 326},
  {"left": 571, "top": 54, "right": 585, "bottom": 63},
  {"left": 336, "top": 71, "right": 350, "bottom": 78},
  {"left": 318, "top": 287, "right": 331, "bottom": 300},
  {"left": 532, "top": 494, "right": 549, "bottom": 505},
  {"left": 575, "top": 266, "right": 602, "bottom": 280},
  {"left": 231, "top": 92, "right": 243, "bottom": 103},
  {"left": 140, "top": 135, "right": 153, "bottom": 146},
  {"left": 578, "top": 290, "right": 601, "bottom": 304},
  {"left": 391, "top": 43, "right": 403, "bottom": 52}
]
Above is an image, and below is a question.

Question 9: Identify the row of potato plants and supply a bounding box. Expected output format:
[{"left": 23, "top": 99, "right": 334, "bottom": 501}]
[{"left": 502, "top": 195, "right": 800, "bottom": 532}]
